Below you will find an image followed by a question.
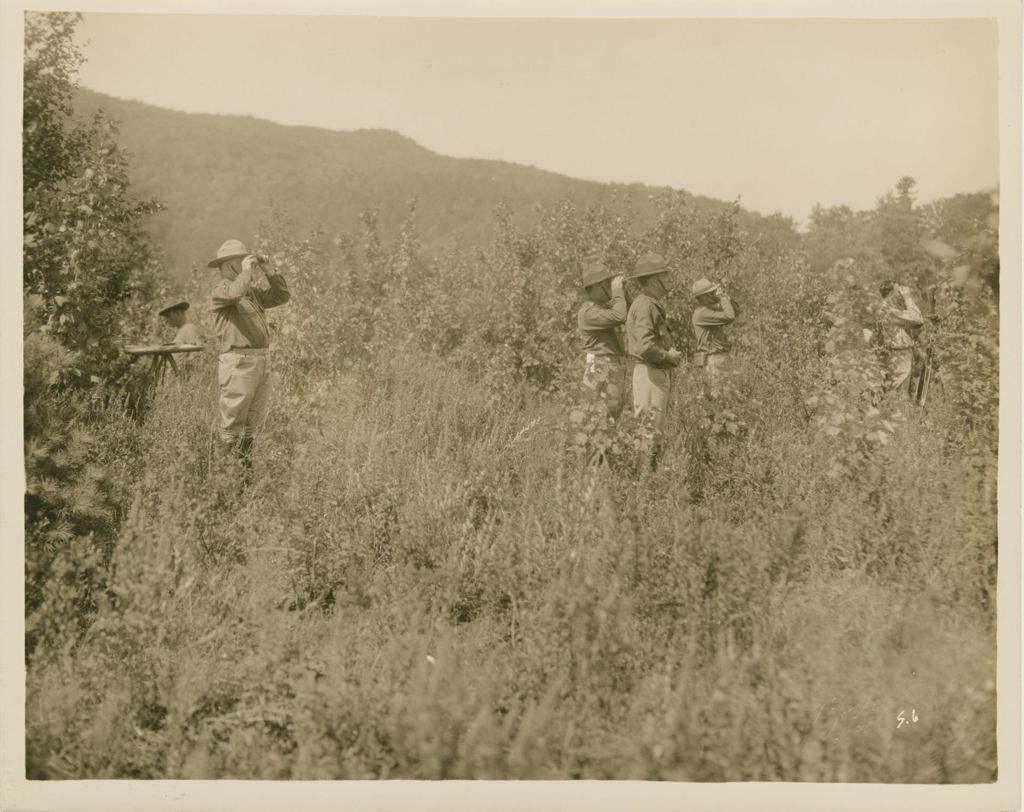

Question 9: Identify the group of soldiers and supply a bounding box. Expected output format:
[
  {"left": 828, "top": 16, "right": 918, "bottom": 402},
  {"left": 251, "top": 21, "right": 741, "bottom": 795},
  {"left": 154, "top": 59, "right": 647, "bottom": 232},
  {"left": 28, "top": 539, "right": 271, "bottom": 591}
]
[
  {"left": 577, "top": 252, "right": 736, "bottom": 434},
  {"left": 151, "top": 239, "right": 925, "bottom": 481},
  {"left": 575, "top": 251, "right": 929, "bottom": 443}
]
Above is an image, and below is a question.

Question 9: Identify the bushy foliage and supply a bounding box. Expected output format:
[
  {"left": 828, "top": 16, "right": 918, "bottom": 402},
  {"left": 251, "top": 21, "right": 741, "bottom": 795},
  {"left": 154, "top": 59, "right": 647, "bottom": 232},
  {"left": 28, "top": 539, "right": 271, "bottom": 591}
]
[
  {"left": 26, "top": 341, "right": 997, "bottom": 780},
  {"left": 23, "top": 13, "right": 162, "bottom": 660},
  {"left": 25, "top": 171, "right": 999, "bottom": 781},
  {"left": 24, "top": 13, "right": 162, "bottom": 392}
]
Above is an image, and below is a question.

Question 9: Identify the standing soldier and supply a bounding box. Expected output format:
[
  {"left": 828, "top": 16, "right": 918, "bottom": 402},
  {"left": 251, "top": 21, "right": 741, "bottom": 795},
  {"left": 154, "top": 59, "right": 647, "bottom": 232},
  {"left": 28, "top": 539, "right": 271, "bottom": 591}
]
[
  {"left": 578, "top": 261, "right": 627, "bottom": 421},
  {"left": 691, "top": 278, "right": 736, "bottom": 396},
  {"left": 208, "top": 239, "right": 291, "bottom": 474},
  {"left": 877, "top": 280, "right": 924, "bottom": 398},
  {"left": 626, "top": 253, "right": 682, "bottom": 436}
]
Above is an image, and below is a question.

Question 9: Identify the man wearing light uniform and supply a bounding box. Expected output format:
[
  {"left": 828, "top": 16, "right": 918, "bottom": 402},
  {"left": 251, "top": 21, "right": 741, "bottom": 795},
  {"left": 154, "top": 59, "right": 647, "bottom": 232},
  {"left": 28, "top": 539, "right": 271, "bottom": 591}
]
[
  {"left": 878, "top": 281, "right": 924, "bottom": 397},
  {"left": 208, "top": 238, "right": 290, "bottom": 471},
  {"left": 577, "top": 261, "right": 627, "bottom": 421},
  {"left": 626, "top": 253, "right": 682, "bottom": 431}
]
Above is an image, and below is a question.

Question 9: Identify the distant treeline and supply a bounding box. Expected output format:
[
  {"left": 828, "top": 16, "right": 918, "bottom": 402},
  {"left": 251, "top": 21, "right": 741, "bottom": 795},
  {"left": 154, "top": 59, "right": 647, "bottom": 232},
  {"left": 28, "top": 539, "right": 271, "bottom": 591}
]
[{"left": 71, "top": 87, "right": 799, "bottom": 280}]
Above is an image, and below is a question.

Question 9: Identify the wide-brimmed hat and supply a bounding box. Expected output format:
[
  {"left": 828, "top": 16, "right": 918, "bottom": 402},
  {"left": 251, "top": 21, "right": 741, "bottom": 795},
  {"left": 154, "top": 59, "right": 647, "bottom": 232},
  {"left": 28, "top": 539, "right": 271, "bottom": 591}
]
[
  {"left": 207, "top": 239, "right": 250, "bottom": 268},
  {"left": 581, "top": 261, "right": 616, "bottom": 288},
  {"left": 157, "top": 299, "right": 189, "bottom": 317},
  {"left": 692, "top": 278, "right": 717, "bottom": 298},
  {"left": 629, "top": 253, "right": 669, "bottom": 279}
]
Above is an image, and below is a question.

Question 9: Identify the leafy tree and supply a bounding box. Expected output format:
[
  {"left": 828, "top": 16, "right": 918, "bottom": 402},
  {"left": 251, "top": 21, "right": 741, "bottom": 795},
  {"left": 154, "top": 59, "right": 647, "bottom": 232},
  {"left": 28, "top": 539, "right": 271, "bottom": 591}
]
[
  {"left": 23, "top": 12, "right": 90, "bottom": 194},
  {"left": 24, "top": 11, "right": 161, "bottom": 391},
  {"left": 921, "top": 191, "right": 999, "bottom": 293},
  {"left": 872, "top": 176, "right": 930, "bottom": 285},
  {"left": 23, "top": 12, "right": 162, "bottom": 661}
]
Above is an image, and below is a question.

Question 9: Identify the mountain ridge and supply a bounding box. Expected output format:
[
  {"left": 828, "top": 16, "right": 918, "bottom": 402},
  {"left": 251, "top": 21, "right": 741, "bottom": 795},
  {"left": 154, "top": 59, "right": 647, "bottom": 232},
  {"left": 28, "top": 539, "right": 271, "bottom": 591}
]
[{"left": 69, "top": 87, "right": 757, "bottom": 280}]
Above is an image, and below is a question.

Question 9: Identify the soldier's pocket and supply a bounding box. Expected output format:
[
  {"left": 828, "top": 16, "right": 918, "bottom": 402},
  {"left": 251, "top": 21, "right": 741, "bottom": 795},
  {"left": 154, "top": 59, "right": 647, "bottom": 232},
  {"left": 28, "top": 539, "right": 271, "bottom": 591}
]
[
  {"left": 693, "top": 352, "right": 708, "bottom": 368},
  {"left": 218, "top": 354, "right": 239, "bottom": 389}
]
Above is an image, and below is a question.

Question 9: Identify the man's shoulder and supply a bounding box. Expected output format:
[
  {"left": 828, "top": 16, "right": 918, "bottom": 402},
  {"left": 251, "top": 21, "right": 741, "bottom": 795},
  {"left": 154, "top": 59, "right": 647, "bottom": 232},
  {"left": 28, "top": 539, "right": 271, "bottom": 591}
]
[{"left": 628, "top": 294, "right": 652, "bottom": 313}]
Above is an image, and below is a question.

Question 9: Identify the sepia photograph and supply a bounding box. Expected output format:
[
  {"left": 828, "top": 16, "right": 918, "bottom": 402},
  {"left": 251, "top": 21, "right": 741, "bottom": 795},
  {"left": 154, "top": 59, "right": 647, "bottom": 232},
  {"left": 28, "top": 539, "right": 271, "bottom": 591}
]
[{"left": 2, "top": 0, "right": 1020, "bottom": 810}]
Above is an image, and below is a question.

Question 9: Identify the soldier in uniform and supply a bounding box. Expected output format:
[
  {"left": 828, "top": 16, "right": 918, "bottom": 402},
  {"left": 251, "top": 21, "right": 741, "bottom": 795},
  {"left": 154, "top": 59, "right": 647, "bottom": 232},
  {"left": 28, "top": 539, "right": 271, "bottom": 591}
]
[
  {"left": 157, "top": 299, "right": 204, "bottom": 379},
  {"left": 626, "top": 253, "right": 682, "bottom": 433},
  {"left": 208, "top": 239, "right": 290, "bottom": 474},
  {"left": 877, "top": 281, "right": 924, "bottom": 398},
  {"left": 577, "top": 261, "right": 627, "bottom": 421},
  {"left": 691, "top": 278, "right": 736, "bottom": 397},
  {"left": 157, "top": 299, "right": 204, "bottom": 346}
]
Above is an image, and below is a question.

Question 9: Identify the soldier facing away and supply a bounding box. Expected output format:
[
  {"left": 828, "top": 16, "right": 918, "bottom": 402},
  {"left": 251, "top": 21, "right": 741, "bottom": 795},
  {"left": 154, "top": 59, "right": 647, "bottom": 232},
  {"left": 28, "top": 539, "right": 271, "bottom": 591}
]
[
  {"left": 208, "top": 239, "right": 291, "bottom": 475},
  {"left": 626, "top": 253, "right": 682, "bottom": 432},
  {"left": 577, "top": 261, "right": 627, "bottom": 421}
]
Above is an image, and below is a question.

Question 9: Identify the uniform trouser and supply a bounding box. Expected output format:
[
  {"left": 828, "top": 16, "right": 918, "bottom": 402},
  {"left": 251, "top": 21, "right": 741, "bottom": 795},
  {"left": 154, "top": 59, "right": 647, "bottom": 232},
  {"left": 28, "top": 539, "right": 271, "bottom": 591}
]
[
  {"left": 888, "top": 348, "right": 914, "bottom": 397},
  {"left": 217, "top": 350, "right": 272, "bottom": 443},
  {"left": 582, "top": 353, "right": 627, "bottom": 420},
  {"left": 632, "top": 364, "right": 672, "bottom": 430},
  {"left": 705, "top": 352, "right": 730, "bottom": 396}
]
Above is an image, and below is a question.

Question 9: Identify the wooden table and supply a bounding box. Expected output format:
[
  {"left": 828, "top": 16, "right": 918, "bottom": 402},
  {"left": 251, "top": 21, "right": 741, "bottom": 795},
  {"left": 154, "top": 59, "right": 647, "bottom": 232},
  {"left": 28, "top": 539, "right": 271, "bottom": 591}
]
[{"left": 124, "top": 344, "right": 204, "bottom": 386}]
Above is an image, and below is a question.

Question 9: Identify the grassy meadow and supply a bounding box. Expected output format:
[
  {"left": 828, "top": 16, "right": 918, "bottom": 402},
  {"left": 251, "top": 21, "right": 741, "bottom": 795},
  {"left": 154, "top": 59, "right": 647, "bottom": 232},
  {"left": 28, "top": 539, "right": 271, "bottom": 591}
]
[{"left": 25, "top": 325, "right": 997, "bottom": 781}]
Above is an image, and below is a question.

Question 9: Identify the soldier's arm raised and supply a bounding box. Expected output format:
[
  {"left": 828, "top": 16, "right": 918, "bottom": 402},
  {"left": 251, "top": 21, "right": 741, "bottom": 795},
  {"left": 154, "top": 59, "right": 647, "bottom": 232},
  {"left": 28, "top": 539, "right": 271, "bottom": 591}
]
[
  {"left": 245, "top": 256, "right": 290, "bottom": 309},
  {"left": 211, "top": 269, "right": 254, "bottom": 309},
  {"left": 258, "top": 269, "right": 291, "bottom": 309},
  {"left": 580, "top": 294, "right": 627, "bottom": 330},
  {"left": 693, "top": 300, "right": 735, "bottom": 326}
]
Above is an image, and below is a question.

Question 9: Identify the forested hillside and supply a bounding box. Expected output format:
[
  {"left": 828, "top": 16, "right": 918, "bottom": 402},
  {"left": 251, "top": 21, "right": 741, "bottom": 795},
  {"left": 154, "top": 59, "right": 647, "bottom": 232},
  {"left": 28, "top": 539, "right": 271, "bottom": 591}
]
[{"left": 71, "top": 87, "right": 782, "bottom": 279}]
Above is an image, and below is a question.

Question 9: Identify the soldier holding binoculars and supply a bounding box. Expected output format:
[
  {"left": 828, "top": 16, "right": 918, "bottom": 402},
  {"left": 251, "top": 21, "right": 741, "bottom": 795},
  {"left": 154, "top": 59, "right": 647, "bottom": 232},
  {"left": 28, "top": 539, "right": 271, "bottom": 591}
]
[{"left": 208, "top": 239, "right": 291, "bottom": 475}]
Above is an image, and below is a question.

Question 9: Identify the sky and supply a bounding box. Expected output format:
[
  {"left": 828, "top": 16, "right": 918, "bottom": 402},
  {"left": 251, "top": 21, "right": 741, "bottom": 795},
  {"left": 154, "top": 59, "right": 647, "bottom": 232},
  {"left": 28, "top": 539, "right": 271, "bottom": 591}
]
[{"left": 70, "top": 13, "right": 1000, "bottom": 223}]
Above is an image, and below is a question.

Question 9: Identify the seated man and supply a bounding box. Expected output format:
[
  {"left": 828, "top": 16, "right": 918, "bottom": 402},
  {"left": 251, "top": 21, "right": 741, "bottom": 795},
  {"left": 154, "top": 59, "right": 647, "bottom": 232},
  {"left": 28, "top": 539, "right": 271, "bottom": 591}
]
[{"left": 158, "top": 300, "right": 204, "bottom": 346}]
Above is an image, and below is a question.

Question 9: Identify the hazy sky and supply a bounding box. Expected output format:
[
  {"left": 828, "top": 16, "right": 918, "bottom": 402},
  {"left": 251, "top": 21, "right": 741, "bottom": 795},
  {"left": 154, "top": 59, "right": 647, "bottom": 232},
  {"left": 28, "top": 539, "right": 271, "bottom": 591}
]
[{"left": 72, "top": 14, "right": 999, "bottom": 222}]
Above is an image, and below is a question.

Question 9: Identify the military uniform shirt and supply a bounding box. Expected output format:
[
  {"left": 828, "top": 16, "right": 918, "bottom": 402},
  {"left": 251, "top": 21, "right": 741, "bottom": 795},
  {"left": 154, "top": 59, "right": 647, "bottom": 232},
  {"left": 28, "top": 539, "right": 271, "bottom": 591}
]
[
  {"left": 211, "top": 267, "right": 291, "bottom": 353},
  {"left": 692, "top": 296, "right": 736, "bottom": 354},
  {"left": 578, "top": 294, "right": 626, "bottom": 356},
  {"left": 173, "top": 322, "right": 203, "bottom": 346},
  {"left": 626, "top": 293, "right": 675, "bottom": 368}
]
